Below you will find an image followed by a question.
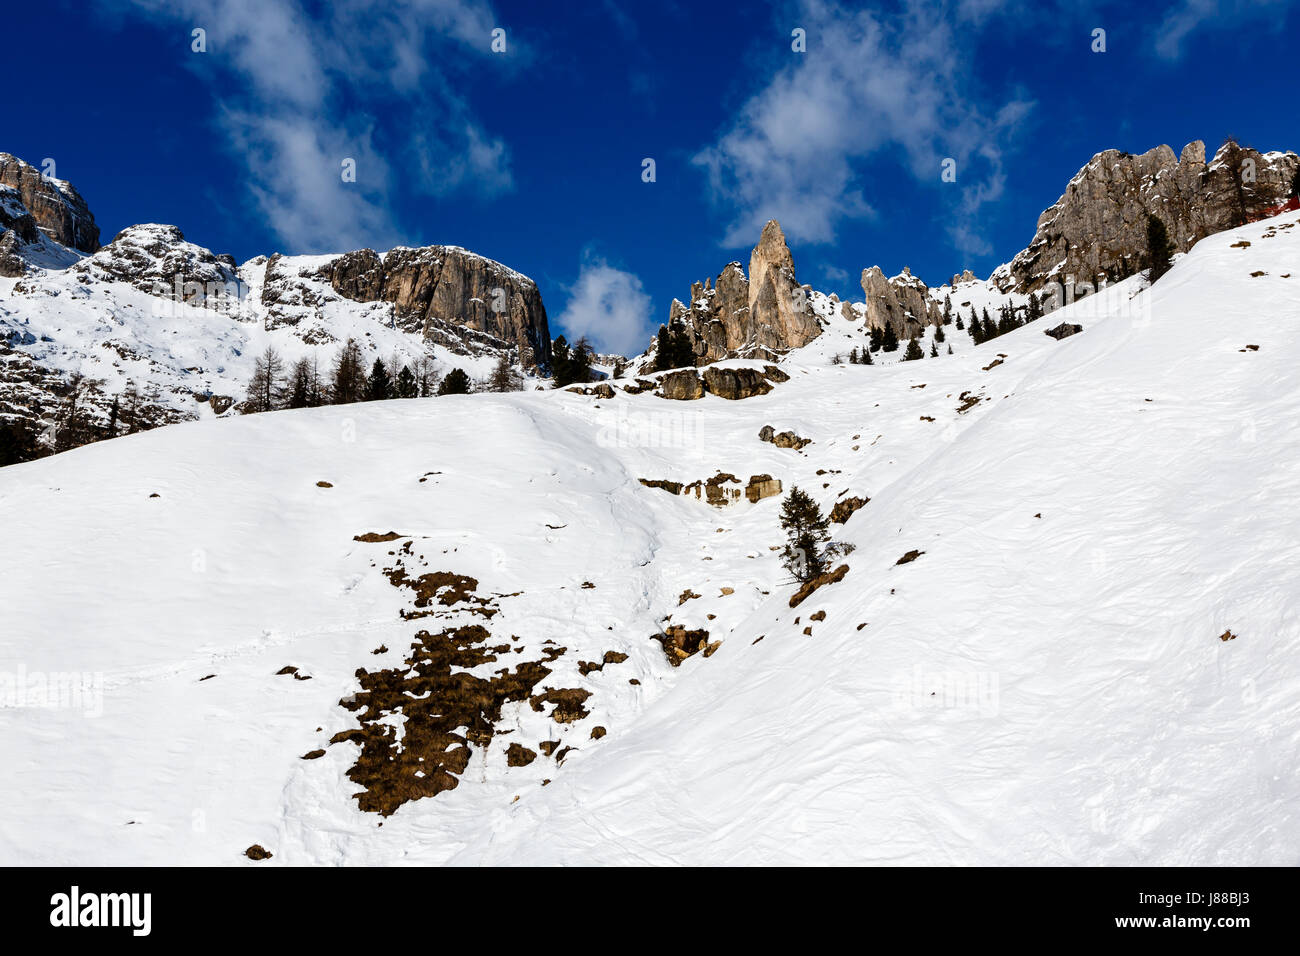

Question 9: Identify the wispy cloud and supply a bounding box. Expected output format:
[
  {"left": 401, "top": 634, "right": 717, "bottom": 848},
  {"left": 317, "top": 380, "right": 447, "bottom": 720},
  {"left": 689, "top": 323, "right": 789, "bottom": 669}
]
[
  {"left": 119, "top": 0, "right": 512, "bottom": 252},
  {"left": 693, "top": 0, "right": 1032, "bottom": 255},
  {"left": 556, "top": 255, "right": 654, "bottom": 356},
  {"left": 1154, "top": 0, "right": 1297, "bottom": 60}
]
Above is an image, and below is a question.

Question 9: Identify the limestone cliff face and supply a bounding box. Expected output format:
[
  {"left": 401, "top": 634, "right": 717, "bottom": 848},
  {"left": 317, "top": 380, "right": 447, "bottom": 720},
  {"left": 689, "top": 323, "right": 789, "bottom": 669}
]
[
  {"left": 748, "top": 220, "right": 822, "bottom": 353},
  {"left": 0, "top": 153, "right": 99, "bottom": 253},
  {"left": 659, "top": 219, "right": 822, "bottom": 366},
  {"left": 325, "top": 246, "right": 551, "bottom": 368},
  {"left": 994, "top": 141, "right": 1300, "bottom": 292},
  {"left": 854, "top": 266, "right": 943, "bottom": 340}
]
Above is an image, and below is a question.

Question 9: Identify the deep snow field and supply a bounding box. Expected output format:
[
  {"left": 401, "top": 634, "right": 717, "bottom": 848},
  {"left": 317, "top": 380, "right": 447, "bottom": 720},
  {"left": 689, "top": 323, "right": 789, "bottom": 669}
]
[{"left": 1, "top": 212, "right": 1297, "bottom": 865}]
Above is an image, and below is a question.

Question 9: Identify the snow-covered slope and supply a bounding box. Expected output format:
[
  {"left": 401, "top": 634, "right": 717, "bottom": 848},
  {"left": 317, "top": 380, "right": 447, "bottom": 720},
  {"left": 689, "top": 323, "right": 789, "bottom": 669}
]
[{"left": 2, "top": 212, "right": 1298, "bottom": 865}]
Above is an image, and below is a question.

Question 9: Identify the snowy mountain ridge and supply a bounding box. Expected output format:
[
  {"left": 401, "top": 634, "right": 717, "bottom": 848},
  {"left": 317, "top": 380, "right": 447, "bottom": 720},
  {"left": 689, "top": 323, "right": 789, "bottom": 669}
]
[{"left": 2, "top": 208, "right": 1297, "bottom": 865}]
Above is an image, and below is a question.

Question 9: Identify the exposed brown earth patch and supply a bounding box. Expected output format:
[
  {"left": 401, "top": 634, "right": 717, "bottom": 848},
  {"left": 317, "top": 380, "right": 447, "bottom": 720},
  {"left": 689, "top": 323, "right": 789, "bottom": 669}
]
[
  {"left": 530, "top": 687, "right": 592, "bottom": 723},
  {"left": 384, "top": 567, "right": 497, "bottom": 619},
  {"left": 335, "top": 622, "right": 553, "bottom": 816},
  {"left": 354, "top": 531, "right": 404, "bottom": 543},
  {"left": 896, "top": 550, "right": 925, "bottom": 565},
  {"left": 507, "top": 743, "right": 537, "bottom": 766}
]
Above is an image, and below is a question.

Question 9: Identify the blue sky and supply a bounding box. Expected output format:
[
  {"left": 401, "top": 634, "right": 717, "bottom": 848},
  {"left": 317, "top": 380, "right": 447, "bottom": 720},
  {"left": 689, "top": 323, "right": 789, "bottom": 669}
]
[{"left": 8, "top": 0, "right": 1298, "bottom": 352}]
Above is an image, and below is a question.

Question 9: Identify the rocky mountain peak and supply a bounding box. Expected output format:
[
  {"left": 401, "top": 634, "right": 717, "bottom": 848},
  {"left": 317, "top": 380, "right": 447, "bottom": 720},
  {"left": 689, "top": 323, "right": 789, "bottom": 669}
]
[
  {"left": 655, "top": 220, "right": 821, "bottom": 369},
  {"left": 993, "top": 139, "right": 1299, "bottom": 293},
  {"left": 751, "top": 219, "right": 795, "bottom": 275},
  {"left": 0, "top": 152, "right": 99, "bottom": 253},
  {"left": 74, "top": 222, "right": 244, "bottom": 313}
]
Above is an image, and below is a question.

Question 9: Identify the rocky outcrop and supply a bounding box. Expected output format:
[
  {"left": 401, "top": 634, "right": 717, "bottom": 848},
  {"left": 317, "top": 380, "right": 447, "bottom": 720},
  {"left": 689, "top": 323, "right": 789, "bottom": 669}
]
[
  {"left": 658, "top": 369, "right": 705, "bottom": 401},
  {"left": 0, "top": 186, "right": 83, "bottom": 275},
  {"left": 1044, "top": 323, "right": 1083, "bottom": 340},
  {"left": 789, "top": 564, "right": 850, "bottom": 608},
  {"left": 744, "top": 474, "right": 782, "bottom": 503},
  {"left": 77, "top": 224, "right": 244, "bottom": 313},
  {"left": 857, "top": 265, "right": 944, "bottom": 341},
  {"left": 324, "top": 245, "right": 551, "bottom": 368},
  {"left": 655, "top": 364, "right": 786, "bottom": 401},
  {"left": 657, "top": 220, "right": 822, "bottom": 366},
  {"left": 758, "top": 425, "right": 811, "bottom": 450},
  {"left": 0, "top": 153, "right": 99, "bottom": 252},
  {"left": 748, "top": 220, "right": 822, "bottom": 352},
  {"left": 830, "top": 496, "right": 868, "bottom": 523},
  {"left": 994, "top": 140, "right": 1300, "bottom": 293},
  {"left": 640, "top": 472, "right": 782, "bottom": 508},
  {"left": 701, "top": 366, "right": 772, "bottom": 401}
]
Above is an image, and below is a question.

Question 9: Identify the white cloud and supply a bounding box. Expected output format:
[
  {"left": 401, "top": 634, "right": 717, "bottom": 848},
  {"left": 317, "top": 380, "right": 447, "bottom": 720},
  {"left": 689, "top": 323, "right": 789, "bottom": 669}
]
[
  {"left": 119, "top": 0, "right": 511, "bottom": 252},
  {"left": 1154, "top": 0, "right": 1296, "bottom": 60},
  {"left": 693, "top": 0, "right": 1032, "bottom": 254},
  {"left": 556, "top": 257, "right": 654, "bottom": 356}
]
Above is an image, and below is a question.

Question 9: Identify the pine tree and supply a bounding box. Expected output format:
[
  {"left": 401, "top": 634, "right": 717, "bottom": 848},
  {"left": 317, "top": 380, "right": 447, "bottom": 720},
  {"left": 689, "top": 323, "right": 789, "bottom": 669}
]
[
  {"left": 487, "top": 352, "right": 521, "bottom": 392},
  {"left": 365, "top": 358, "right": 393, "bottom": 401},
  {"left": 414, "top": 356, "right": 436, "bottom": 398},
  {"left": 286, "top": 357, "right": 312, "bottom": 409},
  {"left": 1027, "top": 293, "right": 1043, "bottom": 321},
  {"left": 935, "top": 323, "right": 945, "bottom": 343},
  {"left": 667, "top": 319, "right": 694, "bottom": 368},
  {"left": 245, "top": 346, "right": 284, "bottom": 413},
  {"left": 611, "top": 357, "right": 627, "bottom": 379},
  {"left": 307, "top": 355, "right": 324, "bottom": 406},
  {"left": 1146, "top": 213, "right": 1175, "bottom": 285},
  {"left": 54, "top": 373, "right": 88, "bottom": 452},
  {"left": 929, "top": 339, "right": 938, "bottom": 357},
  {"left": 331, "top": 339, "right": 366, "bottom": 404},
  {"left": 997, "top": 304, "right": 1013, "bottom": 337},
  {"left": 396, "top": 365, "right": 418, "bottom": 398},
  {"left": 0, "top": 419, "right": 42, "bottom": 466},
  {"left": 904, "top": 335, "right": 924, "bottom": 361},
  {"left": 552, "top": 335, "right": 574, "bottom": 387},
  {"left": 103, "top": 397, "right": 119, "bottom": 439},
  {"left": 437, "top": 367, "right": 472, "bottom": 395},
  {"left": 955, "top": 312, "right": 964, "bottom": 330},
  {"left": 861, "top": 345, "right": 873, "bottom": 365},
  {"left": 121, "top": 382, "right": 142, "bottom": 433},
  {"left": 869, "top": 325, "right": 885, "bottom": 352},
  {"left": 654, "top": 325, "right": 672, "bottom": 372},
  {"left": 570, "top": 336, "right": 595, "bottom": 384},
  {"left": 942, "top": 295, "right": 953, "bottom": 325},
  {"left": 882, "top": 323, "right": 899, "bottom": 352},
  {"left": 778, "top": 486, "right": 832, "bottom": 583}
]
